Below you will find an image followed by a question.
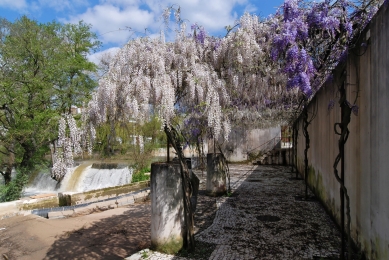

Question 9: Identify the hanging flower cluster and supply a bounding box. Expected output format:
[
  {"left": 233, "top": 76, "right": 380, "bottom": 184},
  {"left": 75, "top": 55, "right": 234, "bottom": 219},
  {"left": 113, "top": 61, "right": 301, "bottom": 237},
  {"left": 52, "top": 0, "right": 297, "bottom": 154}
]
[
  {"left": 51, "top": 114, "right": 94, "bottom": 181},
  {"left": 53, "top": 0, "right": 384, "bottom": 180},
  {"left": 271, "top": 0, "right": 382, "bottom": 98}
]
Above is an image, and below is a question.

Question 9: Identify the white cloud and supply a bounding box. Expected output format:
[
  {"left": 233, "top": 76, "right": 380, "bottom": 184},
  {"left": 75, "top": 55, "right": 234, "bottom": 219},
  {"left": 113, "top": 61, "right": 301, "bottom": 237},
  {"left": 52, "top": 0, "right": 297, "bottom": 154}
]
[
  {"left": 144, "top": 0, "right": 248, "bottom": 35},
  {"left": 87, "top": 46, "right": 120, "bottom": 65},
  {"left": 0, "top": 0, "right": 27, "bottom": 11},
  {"left": 67, "top": 4, "right": 155, "bottom": 45},
  {"left": 64, "top": 0, "right": 250, "bottom": 46},
  {"left": 243, "top": 4, "right": 258, "bottom": 15}
]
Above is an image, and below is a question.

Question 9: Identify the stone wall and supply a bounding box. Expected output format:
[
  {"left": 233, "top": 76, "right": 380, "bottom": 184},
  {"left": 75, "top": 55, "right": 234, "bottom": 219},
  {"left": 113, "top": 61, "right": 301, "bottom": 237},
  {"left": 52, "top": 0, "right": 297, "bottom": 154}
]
[{"left": 294, "top": 4, "right": 389, "bottom": 259}]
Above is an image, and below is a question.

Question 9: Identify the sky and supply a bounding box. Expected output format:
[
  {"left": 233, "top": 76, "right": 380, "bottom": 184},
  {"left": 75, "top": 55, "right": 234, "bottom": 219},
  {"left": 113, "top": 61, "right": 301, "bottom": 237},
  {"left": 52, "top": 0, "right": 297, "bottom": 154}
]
[{"left": 0, "top": 0, "right": 285, "bottom": 64}]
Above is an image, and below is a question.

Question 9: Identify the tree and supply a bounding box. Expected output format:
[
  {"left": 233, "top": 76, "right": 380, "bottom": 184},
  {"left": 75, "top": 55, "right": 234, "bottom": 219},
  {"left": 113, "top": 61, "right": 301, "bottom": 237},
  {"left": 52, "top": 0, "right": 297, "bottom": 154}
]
[
  {"left": 54, "top": 10, "right": 237, "bottom": 249},
  {"left": 54, "top": 21, "right": 101, "bottom": 114},
  {"left": 0, "top": 16, "right": 100, "bottom": 198},
  {"left": 54, "top": 7, "right": 293, "bottom": 251}
]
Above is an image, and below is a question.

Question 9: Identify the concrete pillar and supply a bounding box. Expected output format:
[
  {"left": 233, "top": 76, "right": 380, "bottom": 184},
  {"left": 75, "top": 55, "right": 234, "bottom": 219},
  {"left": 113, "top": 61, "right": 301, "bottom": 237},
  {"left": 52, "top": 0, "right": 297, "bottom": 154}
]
[
  {"left": 206, "top": 153, "right": 227, "bottom": 196},
  {"left": 150, "top": 162, "right": 184, "bottom": 254}
]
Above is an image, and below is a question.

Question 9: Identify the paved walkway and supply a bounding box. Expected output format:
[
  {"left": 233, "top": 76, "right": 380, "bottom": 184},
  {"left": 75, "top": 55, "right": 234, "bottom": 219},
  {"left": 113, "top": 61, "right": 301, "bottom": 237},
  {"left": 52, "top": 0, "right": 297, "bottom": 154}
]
[{"left": 129, "top": 164, "right": 342, "bottom": 260}]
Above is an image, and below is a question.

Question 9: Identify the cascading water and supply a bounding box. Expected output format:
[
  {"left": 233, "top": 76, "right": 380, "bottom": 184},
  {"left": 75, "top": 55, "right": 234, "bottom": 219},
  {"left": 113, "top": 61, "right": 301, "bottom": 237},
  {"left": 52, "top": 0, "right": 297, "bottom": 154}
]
[
  {"left": 23, "top": 169, "right": 60, "bottom": 196},
  {"left": 23, "top": 162, "right": 133, "bottom": 196},
  {"left": 75, "top": 165, "right": 133, "bottom": 192}
]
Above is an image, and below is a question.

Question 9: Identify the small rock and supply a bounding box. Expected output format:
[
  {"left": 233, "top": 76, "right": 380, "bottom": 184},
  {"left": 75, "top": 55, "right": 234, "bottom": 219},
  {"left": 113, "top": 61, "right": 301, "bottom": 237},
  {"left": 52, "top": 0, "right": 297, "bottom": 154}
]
[{"left": 98, "top": 206, "right": 108, "bottom": 211}]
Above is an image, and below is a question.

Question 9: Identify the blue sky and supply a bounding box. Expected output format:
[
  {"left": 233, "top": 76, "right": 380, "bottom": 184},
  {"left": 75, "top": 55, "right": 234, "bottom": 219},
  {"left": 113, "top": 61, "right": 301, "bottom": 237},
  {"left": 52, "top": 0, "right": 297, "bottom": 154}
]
[{"left": 0, "top": 0, "right": 285, "bottom": 63}]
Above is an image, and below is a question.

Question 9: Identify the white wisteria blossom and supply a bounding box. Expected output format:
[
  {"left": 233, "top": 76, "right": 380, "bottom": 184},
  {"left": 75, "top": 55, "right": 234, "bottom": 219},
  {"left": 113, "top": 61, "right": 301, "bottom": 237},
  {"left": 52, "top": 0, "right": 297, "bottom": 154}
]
[
  {"left": 52, "top": 10, "right": 296, "bottom": 181},
  {"left": 87, "top": 22, "right": 232, "bottom": 141},
  {"left": 51, "top": 113, "right": 97, "bottom": 181}
]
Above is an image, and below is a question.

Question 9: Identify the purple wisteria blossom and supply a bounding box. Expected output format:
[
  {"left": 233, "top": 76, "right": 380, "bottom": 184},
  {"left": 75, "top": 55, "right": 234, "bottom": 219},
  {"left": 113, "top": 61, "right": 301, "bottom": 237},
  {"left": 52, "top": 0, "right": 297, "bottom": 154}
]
[{"left": 191, "top": 23, "right": 207, "bottom": 44}]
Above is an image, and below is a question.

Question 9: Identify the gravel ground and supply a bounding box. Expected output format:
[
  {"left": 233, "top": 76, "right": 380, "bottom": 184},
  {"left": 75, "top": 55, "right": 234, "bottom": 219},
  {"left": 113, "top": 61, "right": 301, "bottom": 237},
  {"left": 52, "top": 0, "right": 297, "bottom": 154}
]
[
  {"left": 138, "top": 164, "right": 344, "bottom": 260},
  {"left": 1, "top": 164, "right": 348, "bottom": 260}
]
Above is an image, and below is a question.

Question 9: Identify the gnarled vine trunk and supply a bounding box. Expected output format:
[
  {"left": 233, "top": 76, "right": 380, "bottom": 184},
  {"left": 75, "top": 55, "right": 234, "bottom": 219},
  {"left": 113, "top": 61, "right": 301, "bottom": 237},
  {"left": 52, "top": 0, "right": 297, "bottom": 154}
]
[
  {"left": 164, "top": 126, "right": 195, "bottom": 251},
  {"left": 292, "top": 121, "right": 299, "bottom": 179},
  {"left": 333, "top": 81, "right": 352, "bottom": 260},
  {"left": 302, "top": 107, "right": 310, "bottom": 199}
]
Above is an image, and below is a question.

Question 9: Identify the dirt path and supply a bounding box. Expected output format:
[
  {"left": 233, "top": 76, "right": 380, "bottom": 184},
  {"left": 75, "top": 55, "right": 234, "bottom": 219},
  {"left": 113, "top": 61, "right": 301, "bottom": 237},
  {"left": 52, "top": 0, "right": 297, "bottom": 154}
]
[
  {"left": 0, "top": 172, "right": 218, "bottom": 260},
  {"left": 0, "top": 203, "right": 151, "bottom": 260}
]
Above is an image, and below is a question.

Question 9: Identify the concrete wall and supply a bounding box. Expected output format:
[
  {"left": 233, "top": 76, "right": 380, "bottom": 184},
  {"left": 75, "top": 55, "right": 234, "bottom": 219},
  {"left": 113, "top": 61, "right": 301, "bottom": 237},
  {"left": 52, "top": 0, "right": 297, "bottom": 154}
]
[
  {"left": 210, "top": 126, "right": 281, "bottom": 162},
  {"left": 0, "top": 194, "right": 58, "bottom": 219},
  {"left": 0, "top": 181, "right": 150, "bottom": 219},
  {"left": 295, "top": 5, "right": 389, "bottom": 259},
  {"left": 59, "top": 180, "right": 150, "bottom": 206}
]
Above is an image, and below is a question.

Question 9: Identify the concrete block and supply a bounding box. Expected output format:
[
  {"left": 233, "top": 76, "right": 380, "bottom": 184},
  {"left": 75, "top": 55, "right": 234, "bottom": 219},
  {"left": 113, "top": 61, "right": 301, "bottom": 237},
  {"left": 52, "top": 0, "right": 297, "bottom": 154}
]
[
  {"left": 48, "top": 211, "right": 64, "bottom": 219},
  {"left": 150, "top": 162, "right": 184, "bottom": 254},
  {"left": 62, "top": 210, "right": 74, "bottom": 216},
  {"left": 206, "top": 153, "right": 227, "bottom": 196},
  {"left": 117, "top": 197, "right": 135, "bottom": 206}
]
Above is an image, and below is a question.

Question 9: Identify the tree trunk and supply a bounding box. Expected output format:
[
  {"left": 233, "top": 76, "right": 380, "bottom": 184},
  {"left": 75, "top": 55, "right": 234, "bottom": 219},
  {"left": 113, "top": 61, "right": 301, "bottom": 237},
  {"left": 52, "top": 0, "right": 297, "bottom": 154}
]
[{"left": 20, "top": 143, "right": 36, "bottom": 171}]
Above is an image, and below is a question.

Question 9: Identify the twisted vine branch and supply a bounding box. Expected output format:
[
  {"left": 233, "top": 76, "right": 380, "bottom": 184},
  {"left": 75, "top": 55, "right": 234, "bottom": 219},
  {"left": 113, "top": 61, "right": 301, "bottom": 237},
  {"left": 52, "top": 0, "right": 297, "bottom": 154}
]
[
  {"left": 164, "top": 125, "right": 195, "bottom": 251},
  {"left": 333, "top": 82, "right": 353, "bottom": 260}
]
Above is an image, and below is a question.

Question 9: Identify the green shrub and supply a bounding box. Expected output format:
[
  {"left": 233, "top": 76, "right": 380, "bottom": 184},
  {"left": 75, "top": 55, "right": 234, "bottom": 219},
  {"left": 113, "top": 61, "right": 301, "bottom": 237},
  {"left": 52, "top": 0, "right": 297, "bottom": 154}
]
[
  {"left": 0, "top": 170, "right": 29, "bottom": 202},
  {"left": 132, "top": 166, "right": 151, "bottom": 183}
]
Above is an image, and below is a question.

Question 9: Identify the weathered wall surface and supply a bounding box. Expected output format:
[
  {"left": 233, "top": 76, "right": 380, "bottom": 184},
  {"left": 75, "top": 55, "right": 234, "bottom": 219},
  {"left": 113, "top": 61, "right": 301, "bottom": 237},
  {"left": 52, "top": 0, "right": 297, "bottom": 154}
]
[
  {"left": 295, "top": 5, "right": 389, "bottom": 259},
  {"left": 210, "top": 126, "right": 281, "bottom": 162},
  {"left": 150, "top": 162, "right": 184, "bottom": 253}
]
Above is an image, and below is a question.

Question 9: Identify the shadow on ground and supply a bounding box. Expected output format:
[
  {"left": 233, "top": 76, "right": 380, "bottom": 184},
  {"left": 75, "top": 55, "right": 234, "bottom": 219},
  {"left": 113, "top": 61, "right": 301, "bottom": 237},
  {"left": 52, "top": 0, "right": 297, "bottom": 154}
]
[{"left": 44, "top": 203, "right": 151, "bottom": 260}]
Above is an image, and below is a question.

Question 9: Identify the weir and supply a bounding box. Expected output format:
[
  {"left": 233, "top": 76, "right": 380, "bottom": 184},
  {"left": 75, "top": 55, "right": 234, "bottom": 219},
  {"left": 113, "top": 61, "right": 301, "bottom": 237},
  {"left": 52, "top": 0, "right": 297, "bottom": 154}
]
[{"left": 24, "top": 162, "right": 133, "bottom": 196}]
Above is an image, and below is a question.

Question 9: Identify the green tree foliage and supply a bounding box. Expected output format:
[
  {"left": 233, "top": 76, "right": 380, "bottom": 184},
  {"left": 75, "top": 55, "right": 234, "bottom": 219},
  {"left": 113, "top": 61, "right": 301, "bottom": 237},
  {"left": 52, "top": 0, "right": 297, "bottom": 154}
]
[
  {"left": 93, "top": 116, "right": 166, "bottom": 160},
  {"left": 55, "top": 21, "right": 101, "bottom": 114},
  {"left": 0, "top": 16, "right": 100, "bottom": 197}
]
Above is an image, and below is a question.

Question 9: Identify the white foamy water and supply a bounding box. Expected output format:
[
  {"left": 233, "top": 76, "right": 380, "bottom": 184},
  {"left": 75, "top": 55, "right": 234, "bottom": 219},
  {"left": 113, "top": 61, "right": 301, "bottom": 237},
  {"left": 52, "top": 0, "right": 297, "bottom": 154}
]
[
  {"left": 23, "top": 169, "right": 67, "bottom": 196},
  {"left": 76, "top": 166, "right": 133, "bottom": 192},
  {"left": 23, "top": 163, "right": 133, "bottom": 196}
]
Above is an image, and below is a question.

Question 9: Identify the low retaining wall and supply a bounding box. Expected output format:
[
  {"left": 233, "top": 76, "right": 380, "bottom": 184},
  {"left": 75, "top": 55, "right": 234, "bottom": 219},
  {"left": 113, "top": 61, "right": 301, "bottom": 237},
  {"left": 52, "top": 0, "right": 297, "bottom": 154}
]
[
  {"left": 0, "top": 180, "right": 150, "bottom": 220},
  {"left": 58, "top": 180, "right": 150, "bottom": 206},
  {"left": 0, "top": 194, "right": 59, "bottom": 219},
  {"left": 47, "top": 189, "right": 150, "bottom": 219}
]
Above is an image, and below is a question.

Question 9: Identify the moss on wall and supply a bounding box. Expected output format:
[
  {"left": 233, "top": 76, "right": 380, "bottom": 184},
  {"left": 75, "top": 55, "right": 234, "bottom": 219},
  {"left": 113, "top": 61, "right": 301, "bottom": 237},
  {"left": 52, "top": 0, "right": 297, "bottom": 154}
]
[
  {"left": 20, "top": 197, "right": 59, "bottom": 210},
  {"left": 66, "top": 180, "right": 150, "bottom": 206}
]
